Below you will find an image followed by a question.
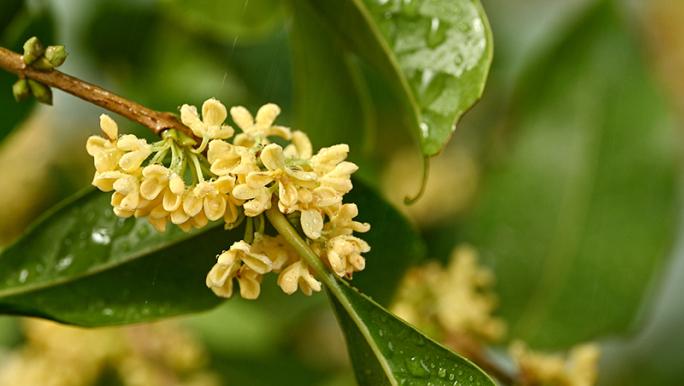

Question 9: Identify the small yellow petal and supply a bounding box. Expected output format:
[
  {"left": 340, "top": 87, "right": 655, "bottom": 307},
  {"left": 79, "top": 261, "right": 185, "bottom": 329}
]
[{"left": 99, "top": 114, "right": 118, "bottom": 141}]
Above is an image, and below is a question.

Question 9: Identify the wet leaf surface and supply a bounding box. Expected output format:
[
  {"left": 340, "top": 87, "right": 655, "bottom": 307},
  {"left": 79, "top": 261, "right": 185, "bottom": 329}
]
[
  {"left": 330, "top": 279, "right": 496, "bottom": 386},
  {"left": 302, "top": 0, "right": 493, "bottom": 157}
]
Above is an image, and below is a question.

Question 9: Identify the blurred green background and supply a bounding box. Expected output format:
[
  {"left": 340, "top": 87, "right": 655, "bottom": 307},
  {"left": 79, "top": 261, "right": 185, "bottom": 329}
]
[{"left": 1, "top": 0, "right": 683, "bottom": 385}]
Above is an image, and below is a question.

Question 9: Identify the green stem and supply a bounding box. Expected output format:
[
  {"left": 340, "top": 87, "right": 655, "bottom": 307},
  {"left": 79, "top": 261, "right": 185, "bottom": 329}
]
[
  {"left": 265, "top": 206, "right": 346, "bottom": 308},
  {"left": 265, "top": 204, "right": 398, "bottom": 384}
]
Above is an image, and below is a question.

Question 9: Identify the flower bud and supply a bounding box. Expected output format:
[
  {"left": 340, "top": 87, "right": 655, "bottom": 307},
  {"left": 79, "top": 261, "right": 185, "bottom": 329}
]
[
  {"left": 22, "top": 36, "right": 44, "bottom": 65},
  {"left": 45, "top": 45, "right": 68, "bottom": 67},
  {"left": 31, "top": 56, "right": 54, "bottom": 70},
  {"left": 12, "top": 79, "right": 30, "bottom": 102},
  {"left": 27, "top": 79, "right": 52, "bottom": 105}
]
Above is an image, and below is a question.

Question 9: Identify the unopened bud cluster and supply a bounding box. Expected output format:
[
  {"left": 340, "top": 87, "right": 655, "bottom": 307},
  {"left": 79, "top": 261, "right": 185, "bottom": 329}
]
[
  {"left": 87, "top": 98, "right": 370, "bottom": 299},
  {"left": 13, "top": 36, "right": 68, "bottom": 105}
]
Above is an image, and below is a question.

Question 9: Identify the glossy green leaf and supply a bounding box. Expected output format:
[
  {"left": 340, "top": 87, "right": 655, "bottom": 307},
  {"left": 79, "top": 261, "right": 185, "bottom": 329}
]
[
  {"left": 329, "top": 279, "right": 496, "bottom": 386},
  {"left": 0, "top": 6, "right": 54, "bottom": 143},
  {"left": 463, "top": 1, "right": 679, "bottom": 348},
  {"left": 346, "top": 180, "right": 425, "bottom": 306},
  {"left": 0, "top": 189, "right": 230, "bottom": 326},
  {"left": 302, "top": 0, "right": 493, "bottom": 157},
  {"left": 162, "top": 0, "right": 283, "bottom": 43}
]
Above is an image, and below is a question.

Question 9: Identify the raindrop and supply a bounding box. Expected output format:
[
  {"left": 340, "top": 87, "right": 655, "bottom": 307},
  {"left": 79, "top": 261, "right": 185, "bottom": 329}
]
[
  {"left": 420, "top": 122, "right": 429, "bottom": 138},
  {"left": 449, "top": 373, "right": 454, "bottom": 381},
  {"left": 56, "top": 256, "right": 73, "bottom": 271},
  {"left": 458, "top": 370, "right": 463, "bottom": 376},
  {"left": 405, "top": 357, "right": 431, "bottom": 378},
  {"left": 469, "top": 376, "right": 473, "bottom": 381},
  {"left": 64, "top": 238, "right": 73, "bottom": 246},
  {"left": 427, "top": 17, "right": 447, "bottom": 48},
  {"left": 102, "top": 308, "right": 114, "bottom": 316},
  {"left": 438, "top": 368, "right": 446, "bottom": 378},
  {"left": 19, "top": 269, "right": 28, "bottom": 283},
  {"left": 35, "top": 264, "right": 44, "bottom": 273},
  {"left": 91, "top": 229, "right": 111, "bottom": 245}
]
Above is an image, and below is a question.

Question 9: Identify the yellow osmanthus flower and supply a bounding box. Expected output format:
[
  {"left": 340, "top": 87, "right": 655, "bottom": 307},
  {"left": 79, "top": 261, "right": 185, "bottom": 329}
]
[
  {"left": 509, "top": 341, "right": 601, "bottom": 386},
  {"left": 205, "top": 240, "right": 273, "bottom": 299},
  {"left": 86, "top": 115, "right": 123, "bottom": 173},
  {"left": 180, "top": 98, "right": 234, "bottom": 140},
  {"left": 278, "top": 260, "right": 322, "bottom": 295},
  {"left": 391, "top": 245, "right": 506, "bottom": 343},
  {"left": 0, "top": 319, "right": 221, "bottom": 386},
  {"left": 230, "top": 103, "right": 291, "bottom": 146},
  {"left": 87, "top": 98, "right": 370, "bottom": 299}
]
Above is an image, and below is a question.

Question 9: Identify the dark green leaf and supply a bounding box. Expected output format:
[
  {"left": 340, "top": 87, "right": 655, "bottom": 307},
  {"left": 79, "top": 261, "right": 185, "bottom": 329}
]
[
  {"left": 301, "top": 0, "right": 493, "bottom": 157},
  {"left": 330, "top": 279, "right": 496, "bottom": 386},
  {"left": 0, "top": 189, "right": 230, "bottom": 326},
  {"left": 0, "top": 6, "right": 54, "bottom": 143},
  {"left": 289, "top": 0, "right": 372, "bottom": 154},
  {"left": 346, "top": 180, "right": 425, "bottom": 306},
  {"left": 463, "top": 1, "right": 679, "bottom": 348}
]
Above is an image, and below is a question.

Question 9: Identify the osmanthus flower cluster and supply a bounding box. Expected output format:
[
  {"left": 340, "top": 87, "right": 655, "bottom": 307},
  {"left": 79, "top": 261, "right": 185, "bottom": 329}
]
[{"left": 86, "top": 98, "right": 370, "bottom": 300}]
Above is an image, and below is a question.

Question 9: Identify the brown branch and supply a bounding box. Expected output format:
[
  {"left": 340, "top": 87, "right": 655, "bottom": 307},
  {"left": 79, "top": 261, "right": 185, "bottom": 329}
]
[{"left": 0, "top": 46, "right": 197, "bottom": 139}]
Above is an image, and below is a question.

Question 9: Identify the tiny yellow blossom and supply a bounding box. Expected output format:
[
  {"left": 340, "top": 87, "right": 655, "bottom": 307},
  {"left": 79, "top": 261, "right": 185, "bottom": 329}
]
[
  {"left": 230, "top": 103, "right": 292, "bottom": 146},
  {"left": 117, "top": 134, "right": 151, "bottom": 174},
  {"left": 180, "top": 98, "right": 234, "bottom": 139},
  {"left": 232, "top": 183, "right": 272, "bottom": 217},
  {"left": 207, "top": 140, "right": 257, "bottom": 176},
  {"left": 283, "top": 130, "right": 313, "bottom": 159},
  {"left": 246, "top": 144, "right": 317, "bottom": 210},
  {"left": 206, "top": 241, "right": 273, "bottom": 299},
  {"left": 324, "top": 235, "right": 370, "bottom": 279},
  {"left": 277, "top": 260, "right": 321, "bottom": 295},
  {"left": 85, "top": 115, "right": 123, "bottom": 172}
]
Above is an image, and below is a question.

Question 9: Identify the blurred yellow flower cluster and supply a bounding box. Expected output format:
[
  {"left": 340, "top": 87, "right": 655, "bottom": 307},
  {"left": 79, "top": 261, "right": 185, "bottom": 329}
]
[
  {"left": 392, "top": 245, "right": 506, "bottom": 343},
  {"left": 0, "top": 319, "right": 219, "bottom": 386},
  {"left": 391, "top": 246, "right": 601, "bottom": 386},
  {"left": 86, "top": 99, "right": 369, "bottom": 299},
  {"left": 510, "top": 341, "right": 600, "bottom": 386}
]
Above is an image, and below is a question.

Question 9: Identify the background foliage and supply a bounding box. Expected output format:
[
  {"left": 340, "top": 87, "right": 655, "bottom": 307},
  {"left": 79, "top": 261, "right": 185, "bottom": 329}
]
[{"left": 0, "top": 0, "right": 683, "bottom": 385}]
